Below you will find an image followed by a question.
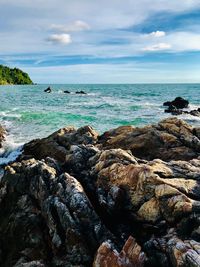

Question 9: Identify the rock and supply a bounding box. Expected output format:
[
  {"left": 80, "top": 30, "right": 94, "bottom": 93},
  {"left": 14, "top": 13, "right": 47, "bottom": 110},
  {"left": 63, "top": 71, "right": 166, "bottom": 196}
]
[
  {"left": 165, "top": 107, "right": 200, "bottom": 117},
  {"left": 0, "top": 125, "right": 5, "bottom": 148},
  {"left": 0, "top": 159, "right": 112, "bottom": 266},
  {"left": 163, "top": 97, "right": 189, "bottom": 109},
  {"left": 190, "top": 109, "right": 200, "bottom": 117},
  {"left": 92, "top": 149, "right": 200, "bottom": 226},
  {"left": 63, "top": 90, "right": 70, "bottom": 94},
  {"left": 2, "top": 118, "right": 200, "bottom": 267},
  {"left": 93, "top": 236, "right": 146, "bottom": 267},
  {"left": 21, "top": 125, "right": 99, "bottom": 163},
  {"left": 144, "top": 231, "right": 200, "bottom": 267},
  {"left": 98, "top": 117, "right": 200, "bottom": 161},
  {"left": 44, "top": 87, "right": 51, "bottom": 93},
  {"left": 164, "top": 105, "right": 183, "bottom": 115},
  {"left": 75, "top": 91, "right": 87, "bottom": 95},
  {"left": 163, "top": 97, "right": 200, "bottom": 118}
]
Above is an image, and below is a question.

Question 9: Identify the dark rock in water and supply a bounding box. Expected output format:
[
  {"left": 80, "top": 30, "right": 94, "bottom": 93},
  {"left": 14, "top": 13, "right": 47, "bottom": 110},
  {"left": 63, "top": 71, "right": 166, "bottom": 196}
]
[
  {"left": 163, "top": 97, "right": 189, "bottom": 109},
  {"left": 190, "top": 109, "right": 200, "bottom": 117},
  {"left": 75, "top": 90, "right": 87, "bottom": 95},
  {"left": 44, "top": 87, "right": 51, "bottom": 93},
  {"left": 163, "top": 101, "right": 172, "bottom": 107},
  {"left": 63, "top": 90, "right": 70, "bottom": 94},
  {"left": 2, "top": 118, "right": 200, "bottom": 267},
  {"left": 165, "top": 106, "right": 200, "bottom": 117},
  {"left": 163, "top": 97, "right": 200, "bottom": 117}
]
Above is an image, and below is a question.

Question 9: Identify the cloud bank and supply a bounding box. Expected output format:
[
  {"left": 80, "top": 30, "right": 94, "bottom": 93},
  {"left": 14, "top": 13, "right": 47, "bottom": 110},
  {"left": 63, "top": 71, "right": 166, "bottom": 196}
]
[{"left": 1, "top": 0, "right": 200, "bottom": 82}]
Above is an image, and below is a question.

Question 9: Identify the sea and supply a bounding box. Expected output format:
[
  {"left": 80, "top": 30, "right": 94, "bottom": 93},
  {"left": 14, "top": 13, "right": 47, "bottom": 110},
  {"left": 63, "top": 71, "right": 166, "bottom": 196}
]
[{"left": 0, "top": 83, "right": 199, "bottom": 166}]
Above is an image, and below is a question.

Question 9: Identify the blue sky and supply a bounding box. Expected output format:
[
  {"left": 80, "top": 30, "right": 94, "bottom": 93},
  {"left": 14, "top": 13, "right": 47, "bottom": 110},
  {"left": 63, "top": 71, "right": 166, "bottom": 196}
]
[{"left": 1, "top": 0, "right": 200, "bottom": 83}]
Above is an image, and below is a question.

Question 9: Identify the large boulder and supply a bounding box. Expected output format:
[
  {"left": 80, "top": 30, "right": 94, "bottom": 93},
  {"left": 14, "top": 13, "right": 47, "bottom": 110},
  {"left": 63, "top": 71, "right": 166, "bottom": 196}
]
[
  {"left": 22, "top": 125, "right": 99, "bottom": 163},
  {"left": 98, "top": 118, "right": 200, "bottom": 161}
]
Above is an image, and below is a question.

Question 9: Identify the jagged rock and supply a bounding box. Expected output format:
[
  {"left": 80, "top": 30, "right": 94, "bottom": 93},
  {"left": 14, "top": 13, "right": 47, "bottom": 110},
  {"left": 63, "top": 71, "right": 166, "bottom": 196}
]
[
  {"left": 93, "top": 236, "right": 146, "bottom": 267},
  {"left": 91, "top": 148, "right": 200, "bottom": 232},
  {"left": 1, "top": 118, "right": 200, "bottom": 267},
  {"left": 98, "top": 118, "right": 200, "bottom": 161},
  {"left": 163, "top": 97, "right": 189, "bottom": 109},
  {"left": 144, "top": 230, "right": 200, "bottom": 267},
  {"left": 0, "top": 125, "right": 5, "bottom": 148},
  {"left": 21, "top": 125, "right": 99, "bottom": 163},
  {"left": 0, "top": 159, "right": 112, "bottom": 266}
]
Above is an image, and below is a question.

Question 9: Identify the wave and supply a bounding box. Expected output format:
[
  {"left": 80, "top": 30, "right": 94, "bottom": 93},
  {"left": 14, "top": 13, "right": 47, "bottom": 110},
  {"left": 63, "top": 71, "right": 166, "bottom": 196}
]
[
  {"left": 0, "top": 111, "right": 21, "bottom": 118},
  {"left": 0, "top": 135, "right": 23, "bottom": 167}
]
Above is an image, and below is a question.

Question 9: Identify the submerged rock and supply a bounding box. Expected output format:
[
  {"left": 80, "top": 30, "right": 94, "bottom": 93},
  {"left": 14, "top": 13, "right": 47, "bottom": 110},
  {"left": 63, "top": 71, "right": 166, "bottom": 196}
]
[
  {"left": 1, "top": 117, "right": 200, "bottom": 266},
  {"left": 75, "top": 91, "right": 87, "bottom": 95}
]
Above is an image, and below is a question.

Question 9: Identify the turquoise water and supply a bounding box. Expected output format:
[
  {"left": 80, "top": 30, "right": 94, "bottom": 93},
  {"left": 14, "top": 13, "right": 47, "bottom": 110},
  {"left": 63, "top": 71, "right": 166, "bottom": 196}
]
[{"left": 0, "top": 84, "right": 199, "bottom": 160}]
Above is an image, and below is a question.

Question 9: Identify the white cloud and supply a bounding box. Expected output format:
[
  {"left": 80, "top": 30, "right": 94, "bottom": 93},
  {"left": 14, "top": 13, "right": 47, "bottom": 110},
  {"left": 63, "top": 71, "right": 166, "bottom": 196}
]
[
  {"left": 164, "top": 31, "right": 200, "bottom": 52},
  {"left": 148, "top": 31, "right": 166, "bottom": 37},
  {"left": 143, "top": 43, "right": 172, "bottom": 51},
  {"left": 47, "top": 33, "right": 72, "bottom": 45},
  {"left": 50, "top": 20, "right": 90, "bottom": 32}
]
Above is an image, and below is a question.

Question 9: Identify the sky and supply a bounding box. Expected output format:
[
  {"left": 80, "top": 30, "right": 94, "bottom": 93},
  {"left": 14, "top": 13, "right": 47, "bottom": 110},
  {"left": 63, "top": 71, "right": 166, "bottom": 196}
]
[{"left": 1, "top": 0, "right": 200, "bottom": 83}]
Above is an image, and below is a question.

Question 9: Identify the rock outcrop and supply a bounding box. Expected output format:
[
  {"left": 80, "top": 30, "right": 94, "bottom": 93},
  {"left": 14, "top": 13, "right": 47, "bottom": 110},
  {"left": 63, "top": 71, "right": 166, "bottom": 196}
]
[
  {"left": 1, "top": 117, "right": 200, "bottom": 267},
  {"left": 98, "top": 117, "right": 200, "bottom": 161},
  {"left": 22, "top": 125, "right": 98, "bottom": 163},
  {"left": 163, "top": 97, "right": 189, "bottom": 109},
  {"left": 163, "top": 97, "right": 200, "bottom": 117}
]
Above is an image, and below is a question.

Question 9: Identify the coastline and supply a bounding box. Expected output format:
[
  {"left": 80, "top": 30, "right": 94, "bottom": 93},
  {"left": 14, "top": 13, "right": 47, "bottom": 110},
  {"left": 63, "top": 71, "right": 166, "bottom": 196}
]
[{"left": 0, "top": 117, "right": 200, "bottom": 266}]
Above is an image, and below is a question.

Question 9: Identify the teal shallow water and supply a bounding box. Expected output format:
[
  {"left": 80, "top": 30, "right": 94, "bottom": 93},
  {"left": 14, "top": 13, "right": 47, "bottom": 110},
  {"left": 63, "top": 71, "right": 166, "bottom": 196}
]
[{"left": 0, "top": 84, "right": 199, "bottom": 157}]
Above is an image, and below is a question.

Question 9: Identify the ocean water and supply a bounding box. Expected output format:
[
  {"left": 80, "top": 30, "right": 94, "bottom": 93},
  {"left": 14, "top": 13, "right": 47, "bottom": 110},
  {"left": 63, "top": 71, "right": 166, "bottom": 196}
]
[{"left": 0, "top": 84, "right": 199, "bottom": 165}]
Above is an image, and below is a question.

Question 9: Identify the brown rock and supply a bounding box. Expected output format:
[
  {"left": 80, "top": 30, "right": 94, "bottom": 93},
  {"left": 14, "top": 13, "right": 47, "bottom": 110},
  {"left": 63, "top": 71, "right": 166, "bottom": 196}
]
[
  {"left": 22, "top": 125, "right": 98, "bottom": 163},
  {"left": 98, "top": 118, "right": 200, "bottom": 161},
  {"left": 93, "top": 236, "right": 145, "bottom": 267}
]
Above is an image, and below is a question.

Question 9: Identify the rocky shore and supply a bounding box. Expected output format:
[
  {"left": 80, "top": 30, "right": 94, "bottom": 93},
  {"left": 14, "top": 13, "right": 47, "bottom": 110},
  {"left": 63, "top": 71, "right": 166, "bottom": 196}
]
[{"left": 0, "top": 117, "right": 200, "bottom": 267}]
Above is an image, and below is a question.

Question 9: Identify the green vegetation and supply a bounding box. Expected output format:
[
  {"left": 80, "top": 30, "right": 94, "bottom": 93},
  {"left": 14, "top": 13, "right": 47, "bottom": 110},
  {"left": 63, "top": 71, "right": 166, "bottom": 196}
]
[{"left": 0, "top": 65, "right": 33, "bottom": 85}]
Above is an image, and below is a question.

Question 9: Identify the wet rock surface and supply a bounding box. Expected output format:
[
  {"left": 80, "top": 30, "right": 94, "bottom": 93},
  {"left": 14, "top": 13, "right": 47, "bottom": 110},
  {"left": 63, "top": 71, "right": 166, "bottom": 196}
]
[{"left": 1, "top": 118, "right": 200, "bottom": 266}]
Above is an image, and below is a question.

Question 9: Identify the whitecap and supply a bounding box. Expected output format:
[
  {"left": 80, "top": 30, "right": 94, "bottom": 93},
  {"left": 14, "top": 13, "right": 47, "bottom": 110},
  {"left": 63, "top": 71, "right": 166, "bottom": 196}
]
[{"left": 0, "top": 135, "right": 23, "bottom": 167}]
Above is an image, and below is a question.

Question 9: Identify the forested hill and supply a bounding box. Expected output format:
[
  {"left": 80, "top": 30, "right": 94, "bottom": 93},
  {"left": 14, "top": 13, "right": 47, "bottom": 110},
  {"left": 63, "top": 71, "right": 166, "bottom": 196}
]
[{"left": 0, "top": 65, "right": 33, "bottom": 85}]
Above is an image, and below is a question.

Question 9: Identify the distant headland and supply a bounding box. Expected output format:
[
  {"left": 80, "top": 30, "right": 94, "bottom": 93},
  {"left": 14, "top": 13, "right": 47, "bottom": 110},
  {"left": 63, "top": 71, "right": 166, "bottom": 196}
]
[{"left": 0, "top": 65, "right": 33, "bottom": 85}]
